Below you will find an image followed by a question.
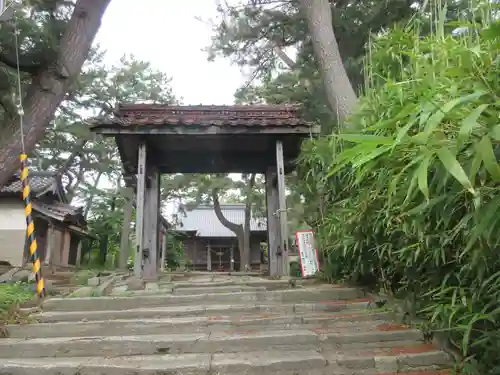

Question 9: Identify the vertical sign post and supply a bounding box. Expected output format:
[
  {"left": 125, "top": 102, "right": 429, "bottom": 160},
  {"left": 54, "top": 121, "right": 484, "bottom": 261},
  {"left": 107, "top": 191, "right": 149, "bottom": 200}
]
[{"left": 295, "top": 229, "right": 320, "bottom": 278}]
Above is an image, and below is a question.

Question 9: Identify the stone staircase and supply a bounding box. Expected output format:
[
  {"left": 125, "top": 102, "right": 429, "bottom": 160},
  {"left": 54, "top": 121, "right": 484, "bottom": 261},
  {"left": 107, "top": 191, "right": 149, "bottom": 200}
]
[{"left": 0, "top": 274, "right": 452, "bottom": 374}]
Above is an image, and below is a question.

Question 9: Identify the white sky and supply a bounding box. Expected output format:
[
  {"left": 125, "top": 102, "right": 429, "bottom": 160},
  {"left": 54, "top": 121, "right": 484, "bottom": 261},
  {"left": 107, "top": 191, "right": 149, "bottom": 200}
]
[
  {"left": 95, "top": 0, "right": 246, "bottom": 105},
  {"left": 90, "top": 0, "right": 247, "bottom": 215}
]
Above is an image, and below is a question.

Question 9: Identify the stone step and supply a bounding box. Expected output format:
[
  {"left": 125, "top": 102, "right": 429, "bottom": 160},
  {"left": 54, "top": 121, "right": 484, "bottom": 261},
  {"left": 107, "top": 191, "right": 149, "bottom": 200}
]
[
  {"left": 41, "top": 286, "right": 362, "bottom": 312},
  {"left": 0, "top": 327, "right": 430, "bottom": 358},
  {"left": 166, "top": 278, "right": 318, "bottom": 290},
  {"left": 8, "top": 310, "right": 393, "bottom": 338},
  {"left": 172, "top": 285, "right": 267, "bottom": 295},
  {"left": 31, "top": 299, "right": 373, "bottom": 322},
  {"left": 0, "top": 349, "right": 451, "bottom": 375}
]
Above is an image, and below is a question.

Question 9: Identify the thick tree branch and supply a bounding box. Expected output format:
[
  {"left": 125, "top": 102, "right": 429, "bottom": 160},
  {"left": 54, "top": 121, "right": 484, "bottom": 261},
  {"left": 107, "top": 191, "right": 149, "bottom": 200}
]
[
  {"left": 0, "top": 52, "right": 44, "bottom": 74},
  {"left": 57, "top": 139, "right": 88, "bottom": 174},
  {"left": 0, "top": 0, "right": 112, "bottom": 187},
  {"left": 272, "top": 45, "right": 296, "bottom": 69},
  {"left": 212, "top": 187, "right": 244, "bottom": 235}
]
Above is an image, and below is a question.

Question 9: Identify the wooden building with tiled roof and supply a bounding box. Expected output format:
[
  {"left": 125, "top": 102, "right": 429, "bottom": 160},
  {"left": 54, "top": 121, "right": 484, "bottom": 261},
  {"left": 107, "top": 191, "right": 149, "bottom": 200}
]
[{"left": 0, "top": 171, "right": 93, "bottom": 268}]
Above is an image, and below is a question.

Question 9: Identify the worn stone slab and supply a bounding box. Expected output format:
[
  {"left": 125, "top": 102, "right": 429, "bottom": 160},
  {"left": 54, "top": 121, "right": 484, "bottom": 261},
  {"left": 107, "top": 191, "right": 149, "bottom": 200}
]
[
  {"left": 6, "top": 313, "right": 389, "bottom": 339},
  {"left": 1, "top": 326, "right": 433, "bottom": 360},
  {"left": 173, "top": 285, "right": 266, "bottom": 295},
  {"left": 33, "top": 299, "right": 372, "bottom": 323},
  {"left": 126, "top": 276, "right": 145, "bottom": 290},
  {"left": 2, "top": 273, "right": 452, "bottom": 375},
  {"left": 110, "top": 285, "right": 128, "bottom": 295},
  {"left": 96, "top": 275, "right": 118, "bottom": 296},
  {"left": 0, "top": 267, "right": 20, "bottom": 283},
  {"left": 86, "top": 276, "right": 100, "bottom": 286},
  {"left": 397, "top": 351, "right": 451, "bottom": 370},
  {"left": 168, "top": 278, "right": 311, "bottom": 290},
  {"left": 145, "top": 282, "right": 160, "bottom": 292},
  {"left": 0, "top": 330, "right": 322, "bottom": 358},
  {"left": 7, "top": 317, "right": 211, "bottom": 338},
  {"left": 69, "top": 286, "right": 94, "bottom": 297},
  {"left": 211, "top": 350, "right": 326, "bottom": 374},
  {"left": 33, "top": 305, "right": 211, "bottom": 323},
  {"left": 0, "top": 332, "right": 208, "bottom": 358},
  {"left": 41, "top": 287, "right": 362, "bottom": 312},
  {"left": 10, "top": 269, "right": 31, "bottom": 282},
  {"left": 0, "top": 354, "right": 212, "bottom": 375},
  {"left": 322, "top": 329, "right": 424, "bottom": 344}
]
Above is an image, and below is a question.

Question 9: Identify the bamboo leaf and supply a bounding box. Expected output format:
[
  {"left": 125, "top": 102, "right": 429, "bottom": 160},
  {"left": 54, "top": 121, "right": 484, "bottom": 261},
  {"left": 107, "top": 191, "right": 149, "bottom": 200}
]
[
  {"left": 424, "top": 91, "right": 487, "bottom": 140},
  {"left": 436, "top": 147, "right": 475, "bottom": 194},
  {"left": 477, "top": 135, "right": 500, "bottom": 182},
  {"left": 458, "top": 104, "right": 488, "bottom": 144},
  {"left": 336, "top": 134, "right": 394, "bottom": 144},
  {"left": 416, "top": 154, "right": 431, "bottom": 200},
  {"left": 352, "top": 146, "right": 391, "bottom": 168}
]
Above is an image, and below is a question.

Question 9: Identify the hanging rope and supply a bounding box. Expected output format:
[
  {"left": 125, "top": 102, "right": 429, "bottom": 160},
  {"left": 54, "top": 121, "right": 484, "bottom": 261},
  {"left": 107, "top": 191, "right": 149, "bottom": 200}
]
[{"left": 11, "top": 5, "right": 46, "bottom": 298}]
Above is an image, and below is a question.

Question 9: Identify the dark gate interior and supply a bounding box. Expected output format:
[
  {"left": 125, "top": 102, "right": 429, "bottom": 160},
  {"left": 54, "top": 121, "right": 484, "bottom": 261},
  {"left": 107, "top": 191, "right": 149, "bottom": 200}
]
[{"left": 68, "top": 234, "right": 79, "bottom": 266}]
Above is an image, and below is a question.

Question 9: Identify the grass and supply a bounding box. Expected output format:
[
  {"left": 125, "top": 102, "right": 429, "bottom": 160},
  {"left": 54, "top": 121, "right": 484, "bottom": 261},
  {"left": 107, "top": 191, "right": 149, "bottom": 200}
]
[
  {"left": 0, "top": 282, "right": 34, "bottom": 312},
  {"left": 0, "top": 282, "right": 36, "bottom": 334}
]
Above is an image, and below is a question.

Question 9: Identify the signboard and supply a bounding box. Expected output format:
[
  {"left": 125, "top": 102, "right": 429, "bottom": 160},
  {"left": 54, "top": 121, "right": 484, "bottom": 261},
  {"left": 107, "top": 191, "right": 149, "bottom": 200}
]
[{"left": 295, "top": 230, "right": 320, "bottom": 277}]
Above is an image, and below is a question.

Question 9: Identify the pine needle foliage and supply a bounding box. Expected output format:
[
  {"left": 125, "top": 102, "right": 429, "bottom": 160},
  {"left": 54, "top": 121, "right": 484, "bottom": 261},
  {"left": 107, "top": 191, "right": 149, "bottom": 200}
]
[{"left": 297, "top": 1, "right": 500, "bottom": 373}]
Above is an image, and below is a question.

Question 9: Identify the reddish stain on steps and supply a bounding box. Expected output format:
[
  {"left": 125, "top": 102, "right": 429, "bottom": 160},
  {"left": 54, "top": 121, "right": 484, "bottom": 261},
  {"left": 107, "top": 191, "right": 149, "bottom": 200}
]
[
  {"left": 318, "top": 297, "right": 373, "bottom": 305},
  {"left": 377, "top": 372, "right": 450, "bottom": 375},
  {"left": 358, "top": 344, "right": 438, "bottom": 356},
  {"left": 376, "top": 323, "right": 411, "bottom": 331},
  {"left": 259, "top": 313, "right": 278, "bottom": 318},
  {"left": 207, "top": 316, "right": 225, "bottom": 321},
  {"left": 385, "top": 343, "right": 437, "bottom": 355}
]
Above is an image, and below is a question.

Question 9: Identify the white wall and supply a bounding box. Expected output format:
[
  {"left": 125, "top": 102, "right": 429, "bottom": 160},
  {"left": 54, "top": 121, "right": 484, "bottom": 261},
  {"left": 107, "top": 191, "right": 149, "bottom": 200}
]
[{"left": 0, "top": 199, "right": 26, "bottom": 267}]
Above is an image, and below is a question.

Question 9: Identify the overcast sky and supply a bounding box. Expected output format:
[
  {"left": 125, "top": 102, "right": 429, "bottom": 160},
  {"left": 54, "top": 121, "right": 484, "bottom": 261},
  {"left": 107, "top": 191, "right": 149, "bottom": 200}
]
[
  {"left": 91, "top": 1, "right": 246, "bottom": 212},
  {"left": 94, "top": 0, "right": 245, "bottom": 105}
]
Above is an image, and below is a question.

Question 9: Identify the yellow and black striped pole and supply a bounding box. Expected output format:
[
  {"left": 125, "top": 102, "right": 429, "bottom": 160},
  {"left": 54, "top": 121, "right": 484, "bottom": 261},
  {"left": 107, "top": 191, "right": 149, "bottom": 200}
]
[{"left": 20, "top": 153, "right": 46, "bottom": 298}]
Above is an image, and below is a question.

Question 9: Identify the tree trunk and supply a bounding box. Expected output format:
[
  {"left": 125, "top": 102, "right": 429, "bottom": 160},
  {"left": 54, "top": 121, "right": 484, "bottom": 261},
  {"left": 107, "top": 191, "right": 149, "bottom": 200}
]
[
  {"left": 0, "top": 0, "right": 112, "bottom": 186},
  {"left": 211, "top": 188, "right": 247, "bottom": 271},
  {"left": 299, "top": 0, "right": 357, "bottom": 127}
]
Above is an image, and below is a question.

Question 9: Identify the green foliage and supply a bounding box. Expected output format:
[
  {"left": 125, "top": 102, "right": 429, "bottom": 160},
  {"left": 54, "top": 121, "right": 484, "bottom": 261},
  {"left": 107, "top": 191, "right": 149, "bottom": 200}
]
[
  {"left": 85, "top": 191, "right": 128, "bottom": 266},
  {"left": 165, "top": 232, "right": 185, "bottom": 270},
  {"left": 0, "top": 1, "right": 74, "bottom": 126},
  {"left": 289, "top": 261, "right": 302, "bottom": 278},
  {"left": 0, "top": 282, "right": 33, "bottom": 322},
  {"left": 297, "top": 4, "right": 500, "bottom": 373}
]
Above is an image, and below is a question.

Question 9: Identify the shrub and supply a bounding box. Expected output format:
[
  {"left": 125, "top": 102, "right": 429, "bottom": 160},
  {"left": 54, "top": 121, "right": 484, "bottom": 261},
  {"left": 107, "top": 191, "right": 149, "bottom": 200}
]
[{"left": 297, "top": 3, "right": 500, "bottom": 374}]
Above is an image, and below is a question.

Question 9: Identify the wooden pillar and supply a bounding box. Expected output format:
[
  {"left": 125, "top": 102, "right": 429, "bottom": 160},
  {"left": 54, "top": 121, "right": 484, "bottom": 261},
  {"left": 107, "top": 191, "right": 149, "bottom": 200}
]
[
  {"left": 44, "top": 224, "right": 55, "bottom": 265},
  {"left": 143, "top": 167, "right": 160, "bottom": 279},
  {"left": 119, "top": 187, "right": 134, "bottom": 269},
  {"left": 276, "top": 140, "right": 289, "bottom": 276},
  {"left": 230, "top": 245, "right": 234, "bottom": 271},
  {"left": 160, "top": 230, "right": 167, "bottom": 272},
  {"left": 134, "top": 141, "right": 147, "bottom": 278},
  {"left": 75, "top": 240, "right": 82, "bottom": 267},
  {"left": 207, "top": 243, "right": 212, "bottom": 271},
  {"left": 266, "top": 167, "right": 281, "bottom": 277}
]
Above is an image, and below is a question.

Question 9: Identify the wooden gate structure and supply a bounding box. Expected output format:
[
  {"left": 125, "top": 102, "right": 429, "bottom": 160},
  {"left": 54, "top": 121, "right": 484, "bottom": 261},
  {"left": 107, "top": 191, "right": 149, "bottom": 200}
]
[{"left": 91, "top": 104, "right": 319, "bottom": 279}]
